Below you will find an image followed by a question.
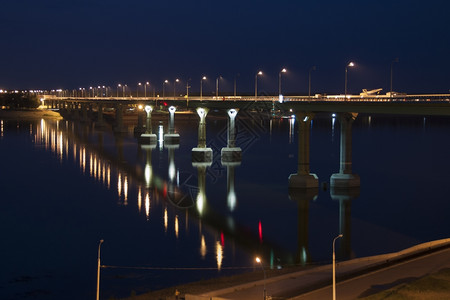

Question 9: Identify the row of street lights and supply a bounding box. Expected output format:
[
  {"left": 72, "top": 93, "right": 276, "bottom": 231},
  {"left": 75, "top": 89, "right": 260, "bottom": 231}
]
[{"left": 68, "top": 60, "right": 401, "bottom": 99}]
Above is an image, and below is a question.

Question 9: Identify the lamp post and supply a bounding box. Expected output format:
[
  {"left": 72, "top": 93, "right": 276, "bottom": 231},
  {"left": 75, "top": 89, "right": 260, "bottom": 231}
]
[
  {"left": 333, "top": 234, "right": 343, "bottom": 300},
  {"left": 173, "top": 78, "right": 179, "bottom": 98},
  {"left": 117, "top": 84, "right": 121, "bottom": 97},
  {"left": 255, "top": 257, "right": 266, "bottom": 300},
  {"left": 234, "top": 73, "right": 240, "bottom": 97},
  {"left": 278, "top": 68, "right": 287, "bottom": 96},
  {"left": 215, "top": 75, "right": 222, "bottom": 98},
  {"left": 137, "top": 82, "right": 142, "bottom": 97},
  {"left": 163, "top": 80, "right": 168, "bottom": 98},
  {"left": 96, "top": 239, "right": 104, "bottom": 300},
  {"left": 124, "top": 84, "right": 128, "bottom": 97},
  {"left": 309, "top": 66, "right": 316, "bottom": 98},
  {"left": 200, "top": 76, "right": 206, "bottom": 99},
  {"left": 344, "top": 62, "right": 354, "bottom": 99},
  {"left": 255, "top": 71, "right": 263, "bottom": 98},
  {"left": 145, "top": 82, "right": 149, "bottom": 97},
  {"left": 390, "top": 58, "right": 399, "bottom": 96}
]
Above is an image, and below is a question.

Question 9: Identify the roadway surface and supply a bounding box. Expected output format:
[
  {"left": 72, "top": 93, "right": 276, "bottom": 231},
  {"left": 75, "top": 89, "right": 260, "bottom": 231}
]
[{"left": 193, "top": 240, "right": 450, "bottom": 300}]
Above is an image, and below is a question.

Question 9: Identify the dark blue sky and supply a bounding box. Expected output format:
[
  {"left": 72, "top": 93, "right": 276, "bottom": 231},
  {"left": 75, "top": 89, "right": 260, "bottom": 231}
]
[{"left": 1, "top": 0, "right": 449, "bottom": 95}]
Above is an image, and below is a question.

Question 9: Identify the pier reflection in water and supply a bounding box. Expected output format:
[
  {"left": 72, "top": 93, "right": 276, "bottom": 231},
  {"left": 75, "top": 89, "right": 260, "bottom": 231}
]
[{"left": 2, "top": 111, "right": 450, "bottom": 299}]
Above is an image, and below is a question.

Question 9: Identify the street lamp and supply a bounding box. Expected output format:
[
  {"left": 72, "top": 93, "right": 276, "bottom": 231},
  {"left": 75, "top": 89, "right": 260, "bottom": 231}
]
[
  {"left": 117, "top": 84, "right": 121, "bottom": 97},
  {"left": 390, "top": 58, "right": 399, "bottom": 96},
  {"left": 278, "top": 68, "right": 287, "bottom": 96},
  {"left": 145, "top": 82, "right": 150, "bottom": 97},
  {"left": 344, "top": 62, "right": 355, "bottom": 99},
  {"left": 173, "top": 78, "right": 180, "bottom": 98},
  {"left": 234, "top": 73, "right": 240, "bottom": 97},
  {"left": 96, "top": 239, "right": 104, "bottom": 300},
  {"left": 137, "top": 82, "right": 142, "bottom": 97},
  {"left": 163, "top": 80, "right": 168, "bottom": 98},
  {"left": 333, "top": 234, "right": 343, "bottom": 300},
  {"left": 255, "top": 257, "right": 266, "bottom": 300},
  {"left": 200, "top": 76, "right": 206, "bottom": 99},
  {"left": 215, "top": 75, "right": 222, "bottom": 98},
  {"left": 309, "top": 66, "right": 316, "bottom": 98},
  {"left": 255, "top": 71, "right": 263, "bottom": 98}
]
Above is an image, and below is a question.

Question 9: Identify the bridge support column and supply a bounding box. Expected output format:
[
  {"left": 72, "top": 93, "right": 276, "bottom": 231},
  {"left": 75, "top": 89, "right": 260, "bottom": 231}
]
[
  {"left": 113, "top": 104, "right": 127, "bottom": 133},
  {"left": 192, "top": 107, "right": 212, "bottom": 162},
  {"left": 330, "top": 112, "right": 360, "bottom": 188},
  {"left": 80, "top": 104, "right": 88, "bottom": 123},
  {"left": 72, "top": 103, "right": 80, "bottom": 120},
  {"left": 164, "top": 106, "right": 180, "bottom": 144},
  {"left": 288, "top": 188, "right": 318, "bottom": 266},
  {"left": 139, "top": 105, "right": 157, "bottom": 145},
  {"left": 288, "top": 112, "right": 318, "bottom": 188},
  {"left": 95, "top": 104, "right": 106, "bottom": 128},
  {"left": 221, "top": 109, "right": 242, "bottom": 162},
  {"left": 134, "top": 106, "right": 146, "bottom": 136}
]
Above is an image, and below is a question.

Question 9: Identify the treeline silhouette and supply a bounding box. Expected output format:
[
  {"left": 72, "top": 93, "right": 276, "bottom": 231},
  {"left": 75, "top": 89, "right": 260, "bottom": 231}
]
[{"left": 0, "top": 92, "right": 40, "bottom": 109}]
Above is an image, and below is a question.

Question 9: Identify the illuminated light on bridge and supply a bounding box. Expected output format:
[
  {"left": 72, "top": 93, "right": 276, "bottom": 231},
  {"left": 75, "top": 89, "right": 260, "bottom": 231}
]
[
  {"left": 145, "top": 193, "right": 150, "bottom": 220},
  {"left": 200, "top": 235, "right": 207, "bottom": 258},
  {"left": 216, "top": 241, "right": 223, "bottom": 271}
]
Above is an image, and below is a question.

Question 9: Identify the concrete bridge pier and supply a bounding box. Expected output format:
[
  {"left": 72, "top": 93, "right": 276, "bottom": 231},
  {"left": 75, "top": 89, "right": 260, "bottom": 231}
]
[
  {"left": 331, "top": 186, "right": 360, "bottom": 260},
  {"left": 288, "top": 112, "right": 319, "bottom": 188},
  {"left": 139, "top": 105, "right": 157, "bottom": 145},
  {"left": 95, "top": 104, "right": 106, "bottom": 128},
  {"left": 221, "top": 109, "right": 242, "bottom": 162},
  {"left": 72, "top": 103, "right": 80, "bottom": 120},
  {"left": 330, "top": 112, "right": 360, "bottom": 188},
  {"left": 133, "top": 107, "right": 146, "bottom": 136},
  {"left": 164, "top": 106, "right": 180, "bottom": 144},
  {"left": 192, "top": 107, "right": 212, "bottom": 162},
  {"left": 288, "top": 188, "right": 318, "bottom": 266},
  {"left": 113, "top": 104, "right": 128, "bottom": 133},
  {"left": 80, "top": 104, "right": 89, "bottom": 123}
]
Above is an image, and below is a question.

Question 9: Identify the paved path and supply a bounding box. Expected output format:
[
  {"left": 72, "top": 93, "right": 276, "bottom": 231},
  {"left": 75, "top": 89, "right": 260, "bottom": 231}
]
[{"left": 185, "top": 239, "right": 450, "bottom": 300}]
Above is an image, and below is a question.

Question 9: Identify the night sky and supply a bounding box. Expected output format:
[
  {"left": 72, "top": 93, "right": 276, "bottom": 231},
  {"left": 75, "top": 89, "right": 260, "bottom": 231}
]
[{"left": 1, "top": 0, "right": 450, "bottom": 95}]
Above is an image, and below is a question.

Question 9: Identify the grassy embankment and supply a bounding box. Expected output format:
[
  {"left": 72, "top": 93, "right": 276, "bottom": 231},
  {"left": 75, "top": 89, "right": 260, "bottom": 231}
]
[{"left": 360, "top": 267, "right": 450, "bottom": 300}]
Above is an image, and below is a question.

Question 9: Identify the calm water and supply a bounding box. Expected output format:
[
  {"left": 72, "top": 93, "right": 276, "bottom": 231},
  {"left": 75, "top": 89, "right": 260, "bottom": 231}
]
[{"left": 1, "top": 111, "right": 450, "bottom": 299}]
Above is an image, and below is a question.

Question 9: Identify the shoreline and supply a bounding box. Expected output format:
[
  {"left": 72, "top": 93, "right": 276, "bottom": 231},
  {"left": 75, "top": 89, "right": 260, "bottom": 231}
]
[
  {"left": 118, "top": 238, "right": 450, "bottom": 300},
  {"left": 0, "top": 108, "right": 63, "bottom": 120}
]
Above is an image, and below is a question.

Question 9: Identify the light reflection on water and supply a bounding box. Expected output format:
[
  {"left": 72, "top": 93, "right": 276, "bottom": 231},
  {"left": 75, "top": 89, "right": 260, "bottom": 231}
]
[{"left": 1, "top": 113, "right": 450, "bottom": 299}]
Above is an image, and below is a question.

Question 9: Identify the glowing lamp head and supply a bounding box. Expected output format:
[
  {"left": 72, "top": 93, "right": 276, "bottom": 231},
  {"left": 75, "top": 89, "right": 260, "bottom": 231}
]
[
  {"left": 138, "top": 104, "right": 143, "bottom": 110},
  {"left": 348, "top": 62, "right": 355, "bottom": 67},
  {"left": 281, "top": 68, "right": 287, "bottom": 73},
  {"left": 257, "top": 71, "right": 263, "bottom": 76},
  {"left": 164, "top": 80, "right": 168, "bottom": 83},
  {"left": 175, "top": 79, "right": 180, "bottom": 83},
  {"left": 169, "top": 106, "right": 176, "bottom": 114},
  {"left": 202, "top": 76, "right": 207, "bottom": 80},
  {"left": 144, "top": 105, "right": 152, "bottom": 114},
  {"left": 138, "top": 82, "right": 142, "bottom": 86},
  {"left": 256, "top": 257, "right": 261, "bottom": 263}
]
